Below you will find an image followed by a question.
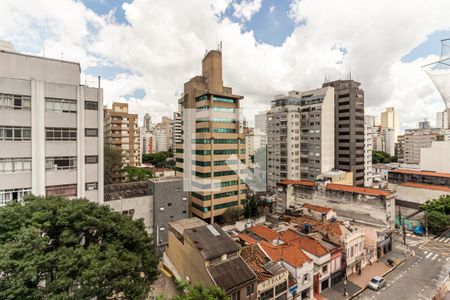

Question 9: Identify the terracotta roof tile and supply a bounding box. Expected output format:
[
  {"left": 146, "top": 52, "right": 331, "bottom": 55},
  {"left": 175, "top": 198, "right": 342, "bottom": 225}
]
[
  {"left": 390, "top": 169, "right": 450, "bottom": 179},
  {"left": 279, "top": 180, "right": 316, "bottom": 187},
  {"left": 236, "top": 233, "right": 257, "bottom": 245},
  {"left": 326, "top": 183, "right": 393, "bottom": 197},
  {"left": 303, "top": 203, "right": 332, "bottom": 213},
  {"left": 280, "top": 229, "right": 328, "bottom": 257},
  {"left": 285, "top": 215, "right": 344, "bottom": 239},
  {"left": 400, "top": 182, "right": 450, "bottom": 193},
  {"left": 259, "top": 241, "right": 311, "bottom": 268},
  {"left": 240, "top": 245, "right": 272, "bottom": 283},
  {"left": 249, "top": 225, "right": 279, "bottom": 241}
]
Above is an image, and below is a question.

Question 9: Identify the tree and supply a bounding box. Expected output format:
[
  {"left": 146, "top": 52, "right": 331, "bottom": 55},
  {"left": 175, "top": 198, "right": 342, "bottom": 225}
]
[
  {"left": 372, "top": 150, "right": 395, "bottom": 164},
  {"left": 157, "top": 281, "right": 229, "bottom": 300},
  {"left": 222, "top": 206, "right": 242, "bottom": 224},
  {"left": 242, "top": 194, "right": 260, "bottom": 219},
  {"left": 122, "top": 166, "right": 154, "bottom": 182},
  {"left": 142, "top": 151, "right": 174, "bottom": 168},
  {"left": 0, "top": 195, "right": 159, "bottom": 299},
  {"left": 104, "top": 146, "right": 122, "bottom": 184},
  {"left": 421, "top": 195, "right": 450, "bottom": 234}
]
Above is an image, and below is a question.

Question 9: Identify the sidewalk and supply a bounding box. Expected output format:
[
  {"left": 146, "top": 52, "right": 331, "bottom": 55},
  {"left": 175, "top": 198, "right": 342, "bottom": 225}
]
[{"left": 348, "top": 261, "right": 391, "bottom": 288}]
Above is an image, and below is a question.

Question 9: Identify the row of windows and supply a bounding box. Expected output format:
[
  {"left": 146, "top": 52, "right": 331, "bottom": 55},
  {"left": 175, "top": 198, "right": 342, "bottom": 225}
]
[
  {"left": 192, "top": 171, "right": 211, "bottom": 178},
  {"left": 214, "top": 159, "right": 240, "bottom": 166},
  {"left": 214, "top": 149, "right": 245, "bottom": 155},
  {"left": 214, "top": 201, "right": 238, "bottom": 210},
  {"left": 46, "top": 157, "right": 76, "bottom": 170},
  {"left": 46, "top": 128, "right": 77, "bottom": 141},
  {"left": 213, "top": 128, "right": 237, "bottom": 133},
  {"left": 192, "top": 150, "right": 211, "bottom": 155},
  {"left": 196, "top": 105, "right": 237, "bottom": 113},
  {"left": 196, "top": 118, "right": 237, "bottom": 124},
  {"left": 0, "top": 94, "right": 31, "bottom": 110},
  {"left": 0, "top": 188, "right": 31, "bottom": 206},
  {"left": 196, "top": 128, "right": 210, "bottom": 133},
  {"left": 192, "top": 192, "right": 211, "bottom": 201},
  {"left": 214, "top": 190, "right": 238, "bottom": 199},
  {"left": 193, "top": 160, "right": 211, "bottom": 167},
  {"left": 191, "top": 202, "right": 210, "bottom": 212},
  {"left": 213, "top": 96, "right": 236, "bottom": 103},
  {"left": 46, "top": 184, "right": 77, "bottom": 197},
  {"left": 0, "top": 126, "right": 31, "bottom": 141},
  {"left": 214, "top": 139, "right": 238, "bottom": 144},
  {"left": 0, "top": 158, "right": 31, "bottom": 173},
  {"left": 214, "top": 170, "right": 236, "bottom": 177},
  {"left": 45, "top": 98, "right": 77, "bottom": 113},
  {"left": 213, "top": 180, "right": 239, "bottom": 188},
  {"left": 195, "top": 95, "right": 208, "bottom": 102}
]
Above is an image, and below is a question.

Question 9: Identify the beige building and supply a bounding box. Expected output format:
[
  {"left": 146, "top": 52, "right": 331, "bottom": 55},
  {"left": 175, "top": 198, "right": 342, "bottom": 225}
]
[
  {"left": 436, "top": 109, "right": 449, "bottom": 129},
  {"left": 317, "top": 170, "right": 353, "bottom": 186},
  {"left": 175, "top": 50, "right": 246, "bottom": 223},
  {"left": 0, "top": 41, "right": 103, "bottom": 204},
  {"left": 104, "top": 102, "right": 140, "bottom": 183},
  {"left": 164, "top": 218, "right": 257, "bottom": 299},
  {"left": 154, "top": 116, "right": 173, "bottom": 152},
  {"left": 420, "top": 141, "right": 450, "bottom": 173},
  {"left": 380, "top": 107, "right": 400, "bottom": 142},
  {"left": 266, "top": 87, "right": 335, "bottom": 190}
]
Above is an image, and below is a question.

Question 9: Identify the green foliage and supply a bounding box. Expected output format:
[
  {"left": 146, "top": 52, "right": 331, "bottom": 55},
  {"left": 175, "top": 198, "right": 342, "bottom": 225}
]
[
  {"left": 159, "top": 281, "right": 229, "bottom": 300},
  {"left": 122, "top": 166, "right": 154, "bottom": 182},
  {"left": 104, "top": 146, "right": 122, "bottom": 184},
  {"left": 142, "top": 151, "right": 174, "bottom": 168},
  {"left": 372, "top": 150, "right": 396, "bottom": 164},
  {"left": 0, "top": 195, "right": 159, "bottom": 300},
  {"left": 242, "top": 194, "right": 260, "bottom": 219},
  {"left": 421, "top": 195, "right": 450, "bottom": 234},
  {"left": 222, "top": 207, "right": 243, "bottom": 224}
]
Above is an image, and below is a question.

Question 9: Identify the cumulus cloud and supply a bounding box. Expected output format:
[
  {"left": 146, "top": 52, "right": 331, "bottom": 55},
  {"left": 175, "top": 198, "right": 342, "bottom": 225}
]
[
  {"left": 0, "top": 0, "right": 449, "bottom": 128},
  {"left": 232, "top": 0, "right": 262, "bottom": 21}
]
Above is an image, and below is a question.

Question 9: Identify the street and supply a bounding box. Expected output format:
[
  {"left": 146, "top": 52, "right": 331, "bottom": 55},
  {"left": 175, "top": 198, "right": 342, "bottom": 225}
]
[{"left": 355, "top": 234, "right": 450, "bottom": 300}]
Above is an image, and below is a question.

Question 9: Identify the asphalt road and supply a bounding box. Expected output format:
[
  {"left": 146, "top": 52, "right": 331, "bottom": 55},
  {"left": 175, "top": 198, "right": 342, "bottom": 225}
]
[{"left": 355, "top": 234, "right": 449, "bottom": 300}]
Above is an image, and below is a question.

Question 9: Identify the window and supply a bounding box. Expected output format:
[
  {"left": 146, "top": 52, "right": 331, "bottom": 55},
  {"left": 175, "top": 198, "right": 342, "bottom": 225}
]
[
  {"left": 85, "top": 155, "right": 98, "bottom": 164},
  {"left": 192, "top": 150, "right": 211, "bottom": 155},
  {"left": 213, "top": 95, "right": 236, "bottom": 103},
  {"left": 213, "top": 170, "right": 236, "bottom": 177},
  {"left": 214, "top": 201, "right": 238, "bottom": 210},
  {"left": 46, "top": 128, "right": 76, "bottom": 141},
  {"left": 45, "top": 98, "right": 77, "bottom": 113},
  {"left": 192, "top": 139, "right": 211, "bottom": 144},
  {"left": 191, "top": 202, "right": 210, "bottom": 212},
  {"left": 122, "top": 209, "right": 135, "bottom": 217},
  {"left": 214, "top": 160, "right": 239, "bottom": 166},
  {"left": 0, "top": 126, "right": 31, "bottom": 141},
  {"left": 0, "top": 188, "right": 31, "bottom": 206},
  {"left": 275, "top": 281, "right": 287, "bottom": 295},
  {"left": 322, "top": 265, "right": 328, "bottom": 273},
  {"left": 213, "top": 149, "right": 238, "bottom": 155},
  {"left": 192, "top": 171, "right": 211, "bottom": 178},
  {"left": 85, "top": 128, "right": 98, "bottom": 137},
  {"left": 0, "top": 93, "right": 31, "bottom": 110},
  {"left": 231, "top": 291, "right": 241, "bottom": 300},
  {"left": 85, "top": 182, "right": 98, "bottom": 191},
  {"left": 214, "top": 190, "right": 238, "bottom": 199},
  {"left": 0, "top": 158, "right": 31, "bottom": 173},
  {"left": 46, "top": 184, "right": 77, "bottom": 197},
  {"left": 213, "top": 128, "right": 237, "bottom": 133},
  {"left": 246, "top": 284, "right": 255, "bottom": 296},
  {"left": 260, "top": 289, "right": 274, "bottom": 300},
  {"left": 85, "top": 101, "right": 98, "bottom": 110},
  {"left": 213, "top": 139, "right": 238, "bottom": 144},
  {"left": 46, "top": 157, "right": 76, "bottom": 170}
]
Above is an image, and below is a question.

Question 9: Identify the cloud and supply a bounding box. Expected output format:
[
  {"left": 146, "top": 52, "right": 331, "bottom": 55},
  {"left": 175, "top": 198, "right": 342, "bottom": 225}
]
[
  {"left": 0, "top": 0, "right": 449, "bottom": 129},
  {"left": 232, "top": 0, "right": 262, "bottom": 22}
]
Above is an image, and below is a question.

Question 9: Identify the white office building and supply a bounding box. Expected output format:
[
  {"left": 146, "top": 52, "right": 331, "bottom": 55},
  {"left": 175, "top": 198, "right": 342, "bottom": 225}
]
[{"left": 0, "top": 42, "right": 103, "bottom": 205}]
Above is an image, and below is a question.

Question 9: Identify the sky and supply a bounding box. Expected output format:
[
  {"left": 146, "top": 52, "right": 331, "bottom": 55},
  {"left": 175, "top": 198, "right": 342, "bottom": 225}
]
[{"left": 1, "top": 0, "right": 449, "bottom": 130}]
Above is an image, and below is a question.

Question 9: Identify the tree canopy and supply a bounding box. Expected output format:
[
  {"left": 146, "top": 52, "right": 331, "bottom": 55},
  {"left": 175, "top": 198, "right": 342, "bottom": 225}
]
[
  {"left": 421, "top": 195, "right": 450, "bottom": 234},
  {"left": 0, "top": 195, "right": 158, "bottom": 300},
  {"left": 122, "top": 166, "right": 154, "bottom": 182},
  {"left": 157, "top": 281, "right": 229, "bottom": 300},
  {"left": 372, "top": 150, "right": 397, "bottom": 164},
  {"left": 142, "top": 151, "right": 174, "bottom": 169}
]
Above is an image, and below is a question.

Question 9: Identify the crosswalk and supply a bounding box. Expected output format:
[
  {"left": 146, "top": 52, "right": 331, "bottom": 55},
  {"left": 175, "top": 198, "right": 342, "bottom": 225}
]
[
  {"left": 423, "top": 250, "right": 445, "bottom": 262},
  {"left": 432, "top": 236, "right": 450, "bottom": 243}
]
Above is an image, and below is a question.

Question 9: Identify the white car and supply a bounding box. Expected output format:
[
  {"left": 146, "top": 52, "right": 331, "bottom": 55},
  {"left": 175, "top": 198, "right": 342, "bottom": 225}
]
[{"left": 368, "top": 276, "right": 386, "bottom": 291}]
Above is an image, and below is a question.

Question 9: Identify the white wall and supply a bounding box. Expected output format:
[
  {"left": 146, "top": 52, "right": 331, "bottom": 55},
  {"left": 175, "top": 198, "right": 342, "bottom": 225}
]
[{"left": 420, "top": 141, "right": 450, "bottom": 173}]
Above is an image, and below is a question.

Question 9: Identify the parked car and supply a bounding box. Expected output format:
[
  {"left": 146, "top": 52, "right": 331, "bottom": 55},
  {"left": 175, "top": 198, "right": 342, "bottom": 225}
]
[{"left": 368, "top": 276, "right": 386, "bottom": 291}]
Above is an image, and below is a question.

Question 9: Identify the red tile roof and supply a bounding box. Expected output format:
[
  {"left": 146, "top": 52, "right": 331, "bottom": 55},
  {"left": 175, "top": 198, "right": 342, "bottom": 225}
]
[
  {"left": 399, "top": 182, "right": 450, "bottom": 193},
  {"left": 236, "top": 233, "right": 257, "bottom": 245},
  {"left": 286, "top": 215, "right": 344, "bottom": 239},
  {"left": 279, "top": 180, "right": 316, "bottom": 187},
  {"left": 280, "top": 230, "right": 329, "bottom": 257},
  {"left": 390, "top": 169, "right": 450, "bottom": 179},
  {"left": 303, "top": 203, "right": 332, "bottom": 213},
  {"left": 241, "top": 245, "right": 272, "bottom": 283},
  {"left": 326, "top": 183, "right": 393, "bottom": 197},
  {"left": 259, "top": 241, "right": 311, "bottom": 268},
  {"left": 249, "top": 225, "right": 279, "bottom": 241}
]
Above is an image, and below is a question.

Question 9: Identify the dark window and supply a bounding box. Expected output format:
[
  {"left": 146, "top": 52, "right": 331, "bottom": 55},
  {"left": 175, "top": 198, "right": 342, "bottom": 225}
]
[
  {"left": 85, "top": 155, "right": 98, "bottom": 164},
  {"left": 85, "top": 128, "right": 98, "bottom": 137},
  {"left": 85, "top": 101, "right": 98, "bottom": 110}
]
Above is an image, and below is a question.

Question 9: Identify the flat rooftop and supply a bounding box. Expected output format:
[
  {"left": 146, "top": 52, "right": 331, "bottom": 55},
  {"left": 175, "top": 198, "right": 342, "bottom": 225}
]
[
  {"left": 390, "top": 169, "right": 450, "bottom": 179},
  {"left": 207, "top": 256, "right": 256, "bottom": 293},
  {"left": 169, "top": 217, "right": 207, "bottom": 236},
  {"left": 104, "top": 181, "right": 149, "bottom": 201}
]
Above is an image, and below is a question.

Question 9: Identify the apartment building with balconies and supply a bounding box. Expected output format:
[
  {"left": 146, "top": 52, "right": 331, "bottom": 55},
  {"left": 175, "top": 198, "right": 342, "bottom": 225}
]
[
  {"left": 266, "top": 87, "right": 335, "bottom": 190},
  {"left": 0, "top": 42, "right": 103, "bottom": 205},
  {"left": 104, "top": 102, "right": 140, "bottom": 183}
]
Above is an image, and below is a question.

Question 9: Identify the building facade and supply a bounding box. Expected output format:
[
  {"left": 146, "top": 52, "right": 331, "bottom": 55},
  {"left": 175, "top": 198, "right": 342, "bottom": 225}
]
[
  {"left": 175, "top": 50, "right": 246, "bottom": 223},
  {"left": 266, "top": 87, "right": 335, "bottom": 190},
  {"left": 380, "top": 107, "right": 400, "bottom": 142},
  {"left": 322, "top": 80, "right": 365, "bottom": 186},
  {"left": 104, "top": 102, "right": 140, "bottom": 183},
  {"left": 0, "top": 43, "right": 103, "bottom": 205},
  {"left": 364, "top": 116, "right": 374, "bottom": 187},
  {"left": 255, "top": 110, "right": 268, "bottom": 134},
  {"left": 436, "top": 110, "right": 449, "bottom": 129}
]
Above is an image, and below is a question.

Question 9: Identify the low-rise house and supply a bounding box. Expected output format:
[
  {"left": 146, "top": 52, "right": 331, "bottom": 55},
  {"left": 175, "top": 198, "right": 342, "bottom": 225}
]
[
  {"left": 280, "top": 230, "right": 331, "bottom": 293},
  {"left": 302, "top": 203, "right": 336, "bottom": 221},
  {"left": 164, "top": 218, "right": 257, "bottom": 300},
  {"left": 259, "top": 240, "right": 314, "bottom": 300},
  {"left": 241, "top": 245, "right": 290, "bottom": 300}
]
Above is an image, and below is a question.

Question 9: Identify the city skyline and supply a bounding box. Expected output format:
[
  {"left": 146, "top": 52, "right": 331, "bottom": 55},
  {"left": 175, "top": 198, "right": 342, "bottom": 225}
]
[{"left": 1, "top": 0, "right": 450, "bottom": 130}]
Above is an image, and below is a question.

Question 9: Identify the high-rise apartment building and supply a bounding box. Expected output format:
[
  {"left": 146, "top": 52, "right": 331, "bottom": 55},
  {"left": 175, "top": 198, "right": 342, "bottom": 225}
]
[
  {"left": 104, "top": 102, "right": 140, "bottom": 183},
  {"left": 175, "top": 50, "right": 246, "bottom": 223},
  {"left": 255, "top": 110, "right": 268, "bottom": 134},
  {"left": 380, "top": 107, "right": 400, "bottom": 142},
  {"left": 437, "top": 110, "right": 449, "bottom": 129},
  {"left": 172, "top": 111, "right": 183, "bottom": 150},
  {"left": 267, "top": 87, "right": 335, "bottom": 190},
  {"left": 0, "top": 43, "right": 103, "bottom": 205},
  {"left": 364, "top": 116, "right": 373, "bottom": 187},
  {"left": 143, "top": 113, "right": 152, "bottom": 131},
  {"left": 153, "top": 116, "right": 172, "bottom": 152},
  {"left": 322, "top": 80, "right": 365, "bottom": 186}
]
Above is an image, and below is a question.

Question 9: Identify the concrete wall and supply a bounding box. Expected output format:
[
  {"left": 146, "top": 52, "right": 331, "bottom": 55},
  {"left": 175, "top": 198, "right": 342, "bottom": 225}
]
[
  {"left": 420, "top": 141, "right": 450, "bottom": 173},
  {"left": 104, "top": 195, "right": 153, "bottom": 231},
  {"left": 396, "top": 185, "right": 450, "bottom": 205}
]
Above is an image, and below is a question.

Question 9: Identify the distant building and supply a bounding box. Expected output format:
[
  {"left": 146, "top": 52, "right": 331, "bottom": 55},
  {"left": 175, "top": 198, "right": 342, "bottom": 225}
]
[
  {"left": 154, "top": 116, "right": 172, "bottom": 152},
  {"left": 316, "top": 170, "right": 353, "bottom": 186},
  {"left": 322, "top": 80, "right": 365, "bottom": 186},
  {"left": 164, "top": 218, "right": 257, "bottom": 299},
  {"left": 255, "top": 110, "right": 268, "bottom": 134},
  {"left": 364, "top": 116, "right": 374, "bottom": 186},
  {"left": 436, "top": 110, "right": 449, "bottom": 129},
  {"left": 143, "top": 113, "right": 152, "bottom": 131},
  {"left": 0, "top": 41, "right": 103, "bottom": 205},
  {"left": 380, "top": 107, "right": 400, "bottom": 142},
  {"left": 172, "top": 111, "right": 183, "bottom": 150},
  {"left": 266, "top": 87, "right": 335, "bottom": 190},
  {"left": 104, "top": 102, "right": 140, "bottom": 183},
  {"left": 245, "top": 128, "right": 267, "bottom": 169}
]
